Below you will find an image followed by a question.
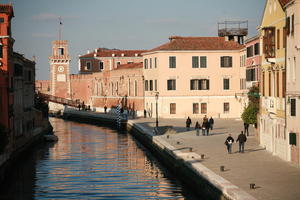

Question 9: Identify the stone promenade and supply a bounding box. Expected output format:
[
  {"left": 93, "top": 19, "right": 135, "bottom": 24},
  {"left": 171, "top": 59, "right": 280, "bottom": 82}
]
[{"left": 132, "top": 117, "right": 300, "bottom": 200}]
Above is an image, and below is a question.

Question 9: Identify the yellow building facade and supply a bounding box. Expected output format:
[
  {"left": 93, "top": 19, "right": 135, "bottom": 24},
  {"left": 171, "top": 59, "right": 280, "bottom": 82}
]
[{"left": 258, "top": 0, "right": 288, "bottom": 160}]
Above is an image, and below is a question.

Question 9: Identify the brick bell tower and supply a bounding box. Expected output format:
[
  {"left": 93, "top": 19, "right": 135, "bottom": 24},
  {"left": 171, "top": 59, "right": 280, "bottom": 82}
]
[{"left": 49, "top": 40, "right": 71, "bottom": 98}]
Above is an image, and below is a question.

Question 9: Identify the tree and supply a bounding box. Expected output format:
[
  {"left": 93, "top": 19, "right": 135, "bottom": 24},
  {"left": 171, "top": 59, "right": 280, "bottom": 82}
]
[{"left": 241, "top": 86, "right": 259, "bottom": 125}]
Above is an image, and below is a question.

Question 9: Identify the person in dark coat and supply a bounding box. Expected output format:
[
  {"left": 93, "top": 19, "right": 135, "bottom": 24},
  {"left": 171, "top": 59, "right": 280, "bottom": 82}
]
[
  {"left": 144, "top": 109, "right": 147, "bottom": 118},
  {"left": 236, "top": 131, "right": 247, "bottom": 153},
  {"left": 104, "top": 105, "right": 107, "bottom": 114},
  {"left": 186, "top": 117, "right": 192, "bottom": 131},
  {"left": 205, "top": 120, "right": 210, "bottom": 135},
  {"left": 195, "top": 121, "right": 201, "bottom": 136},
  {"left": 201, "top": 121, "right": 206, "bottom": 136},
  {"left": 225, "top": 134, "right": 234, "bottom": 154},
  {"left": 244, "top": 122, "right": 249, "bottom": 136},
  {"left": 209, "top": 117, "right": 214, "bottom": 130}
]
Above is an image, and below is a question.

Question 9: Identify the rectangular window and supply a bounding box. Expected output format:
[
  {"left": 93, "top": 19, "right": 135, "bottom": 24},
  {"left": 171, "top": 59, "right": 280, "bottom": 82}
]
[
  {"left": 0, "top": 18, "right": 4, "bottom": 23},
  {"left": 200, "top": 79, "right": 209, "bottom": 90},
  {"left": 286, "top": 17, "right": 290, "bottom": 35},
  {"left": 145, "top": 80, "right": 149, "bottom": 91},
  {"left": 223, "top": 78, "right": 230, "bottom": 90},
  {"left": 201, "top": 103, "right": 207, "bottom": 114},
  {"left": 149, "top": 80, "right": 153, "bottom": 91},
  {"left": 58, "top": 48, "right": 64, "bottom": 56},
  {"left": 224, "top": 102, "right": 230, "bottom": 113},
  {"left": 154, "top": 57, "right": 157, "bottom": 68},
  {"left": 116, "top": 61, "right": 121, "bottom": 66},
  {"left": 263, "top": 27, "right": 276, "bottom": 58},
  {"left": 291, "top": 14, "right": 294, "bottom": 35},
  {"left": 170, "top": 103, "right": 176, "bottom": 114},
  {"left": 193, "top": 103, "right": 199, "bottom": 114},
  {"left": 254, "top": 43, "right": 260, "bottom": 55},
  {"left": 190, "top": 79, "right": 198, "bottom": 90},
  {"left": 86, "top": 62, "right": 91, "bottom": 70},
  {"left": 134, "top": 80, "right": 138, "bottom": 96},
  {"left": 220, "top": 56, "right": 232, "bottom": 67},
  {"left": 200, "top": 56, "right": 207, "bottom": 68},
  {"left": 169, "top": 56, "right": 176, "bottom": 68},
  {"left": 150, "top": 58, "right": 152, "bottom": 69},
  {"left": 277, "top": 29, "right": 280, "bottom": 49},
  {"left": 246, "top": 68, "right": 256, "bottom": 81},
  {"left": 144, "top": 59, "right": 148, "bottom": 69},
  {"left": 192, "top": 56, "right": 199, "bottom": 68},
  {"left": 155, "top": 80, "right": 157, "bottom": 91},
  {"left": 247, "top": 46, "right": 254, "bottom": 57},
  {"left": 167, "top": 79, "right": 176, "bottom": 90},
  {"left": 291, "top": 98, "right": 296, "bottom": 116},
  {"left": 99, "top": 61, "right": 104, "bottom": 71}
]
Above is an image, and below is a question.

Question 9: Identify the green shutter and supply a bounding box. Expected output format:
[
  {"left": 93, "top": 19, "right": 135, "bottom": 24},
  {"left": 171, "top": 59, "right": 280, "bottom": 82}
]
[
  {"left": 289, "top": 132, "right": 297, "bottom": 145},
  {"left": 221, "top": 57, "right": 224, "bottom": 67},
  {"left": 200, "top": 56, "right": 207, "bottom": 68},
  {"left": 192, "top": 56, "right": 199, "bottom": 68}
]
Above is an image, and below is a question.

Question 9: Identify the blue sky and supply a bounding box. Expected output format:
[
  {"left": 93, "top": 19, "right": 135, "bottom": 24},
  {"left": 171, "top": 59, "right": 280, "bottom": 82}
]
[{"left": 5, "top": 0, "right": 265, "bottom": 80}]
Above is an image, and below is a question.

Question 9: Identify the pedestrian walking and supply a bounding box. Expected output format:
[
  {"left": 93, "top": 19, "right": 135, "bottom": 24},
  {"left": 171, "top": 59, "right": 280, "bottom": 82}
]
[
  {"left": 205, "top": 120, "right": 210, "bottom": 136},
  {"left": 104, "top": 105, "right": 107, "bottom": 114},
  {"left": 209, "top": 117, "right": 214, "bottom": 130},
  {"left": 201, "top": 121, "right": 206, "bottom": 136},
  {"left": 225, "top": 134, "right": 234, "bottom": 154},
  {"left": 195, "top": 121, "right": 201, "bottom": 136},
  {"left": 236, "top": 131, "right": 247, "bottom": 153},
  {"left": 186, "top": 117, "right": 192, "bottom": 131},
  {"left": 244, "top": 122, "right": 249, "bottom": 136},
  {"left": 78, "top": 104, "right": 81, "bottom": 111},
  {"left": 144, "top": 109, "right": 147, "bottom": 118},
  {"left": 203, "top": 115, "right": 208, "bottom": 123}
]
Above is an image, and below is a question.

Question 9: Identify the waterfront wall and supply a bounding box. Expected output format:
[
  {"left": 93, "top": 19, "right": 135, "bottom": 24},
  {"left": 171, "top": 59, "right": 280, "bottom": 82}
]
[
  {"left": 0, "top": 122, "right": 52, "bottom": 183},
  {"left": 62, "top": 110, "right": 255, "bottom": 200}
]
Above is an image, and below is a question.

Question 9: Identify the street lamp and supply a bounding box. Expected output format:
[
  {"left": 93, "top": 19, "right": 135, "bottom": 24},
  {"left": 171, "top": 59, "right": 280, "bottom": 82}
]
[{"left": 155, "top": 92, "right": 159, "bottom": 128}]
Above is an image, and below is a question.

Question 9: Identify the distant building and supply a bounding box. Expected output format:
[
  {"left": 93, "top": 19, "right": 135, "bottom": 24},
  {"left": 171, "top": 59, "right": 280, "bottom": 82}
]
[
  {"left": 143, "top": 36, "right": 247, "bottom": 118},
  {"left": 78, "top": 48, "right": 147, "bottom": 74},
  {"left": 245, "top": 35, "right": 261, "bottom": 89},
  {"left": 258, "top": 0, "right": 287, "bottom": 161},
  {"left": 90, "top": 62, "right": 145, "bottom": 114},
  {"left": 13, "top": 52, "right": 36, "bottom": 139},
  {"left": 49, "top": 40, "right": 71, "bottom": 99},
  {"left": 283, "top": 0, "right": 300, "bottom": 166},
  {"left": 0, "top": 4, "right": 14, "bottom": 146}
]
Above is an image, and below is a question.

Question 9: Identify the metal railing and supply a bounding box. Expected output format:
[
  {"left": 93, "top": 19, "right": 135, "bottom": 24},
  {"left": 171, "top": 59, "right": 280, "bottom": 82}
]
[{"left": 38, "top": 92, "right": 79, "bottom": 107}]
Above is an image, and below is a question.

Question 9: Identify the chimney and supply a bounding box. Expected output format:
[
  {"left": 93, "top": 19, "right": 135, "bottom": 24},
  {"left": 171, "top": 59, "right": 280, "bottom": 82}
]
[
  {"left": 225, "top": 36, "right": 229, "bottom": 41},
  {"left": 121, "top": 53, "right": 124, "bottom": 57},
  {"left": 112, "top": 53, "right": 115, "bottom": 57},
  {"left": 169, "top": 36, "right": 181, "bottom": 41},
  {"left": 87, "top": 50, "right": 90, "bottom": 54},
  {"left": 135, "top": 53, "right": 138, "bottom": 57}
]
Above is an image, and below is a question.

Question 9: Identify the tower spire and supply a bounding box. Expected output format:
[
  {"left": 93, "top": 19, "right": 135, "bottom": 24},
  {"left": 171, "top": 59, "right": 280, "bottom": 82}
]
[{"left": 59, "top": 16, "right": 62, "bottom": 41}]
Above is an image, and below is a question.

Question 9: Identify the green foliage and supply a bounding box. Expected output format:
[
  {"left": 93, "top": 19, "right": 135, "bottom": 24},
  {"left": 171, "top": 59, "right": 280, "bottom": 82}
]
[
  {"left": 242, "top": 103, "right": 258, "bottom": 124},
  {"left": 247, "top": 86, "right": 259, "bottom": 105},
  {"left": 0, "top": 124, "right": 8, "bottom": 154},
  {"left": 241, "top": 86, "right": 260, "bottom": 125}
]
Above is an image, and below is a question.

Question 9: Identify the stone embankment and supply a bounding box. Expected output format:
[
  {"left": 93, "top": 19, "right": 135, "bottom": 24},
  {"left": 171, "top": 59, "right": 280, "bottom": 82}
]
[{"left": 62, "top": 109, "right": 257, "bottom": 200}]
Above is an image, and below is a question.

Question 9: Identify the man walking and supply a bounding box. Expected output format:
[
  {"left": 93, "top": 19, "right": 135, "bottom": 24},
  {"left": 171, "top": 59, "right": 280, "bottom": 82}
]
[
  {"left": 244, "top": 122, "right": 249, "bottom": 136},
  {"left": 186, "top": 116, "right": 192, "bottom": 131},
  {"left": 209, "top": 117, "right": 214, "bottom": 130},
  {"left": 236, "top": 131, "right": 247, "bottom": 153},
  {"left": 225, "top": 134, "right": 234, "bottom": 154}
]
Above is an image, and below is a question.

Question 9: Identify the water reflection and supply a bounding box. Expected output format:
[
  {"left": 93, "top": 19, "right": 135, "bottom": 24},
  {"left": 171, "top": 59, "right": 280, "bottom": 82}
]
[{"left": 0, "top": 118, "right": 198, "bottom": 199}]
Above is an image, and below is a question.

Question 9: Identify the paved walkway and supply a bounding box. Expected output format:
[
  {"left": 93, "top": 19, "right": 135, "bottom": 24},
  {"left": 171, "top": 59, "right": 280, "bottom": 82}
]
[{"left": 132, "top": 117, "right": 300, "bottom": 200}]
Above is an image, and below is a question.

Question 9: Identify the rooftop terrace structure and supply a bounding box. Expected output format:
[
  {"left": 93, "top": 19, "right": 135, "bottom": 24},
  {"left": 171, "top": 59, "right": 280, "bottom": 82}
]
[{"left": 218, "top": 21, "right": 248, "bottom": 44}]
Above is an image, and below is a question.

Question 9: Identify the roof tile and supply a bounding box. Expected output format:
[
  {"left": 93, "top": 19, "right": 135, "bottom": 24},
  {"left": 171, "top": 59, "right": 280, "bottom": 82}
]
[{"left": 151, "top": 36, "right": 244, "bottom": 51}]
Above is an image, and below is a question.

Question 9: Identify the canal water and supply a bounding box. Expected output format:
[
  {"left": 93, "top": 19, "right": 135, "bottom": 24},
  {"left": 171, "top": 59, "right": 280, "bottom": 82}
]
[{"left": 0, "top": 118, "right": 199, "bottom": 199}]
